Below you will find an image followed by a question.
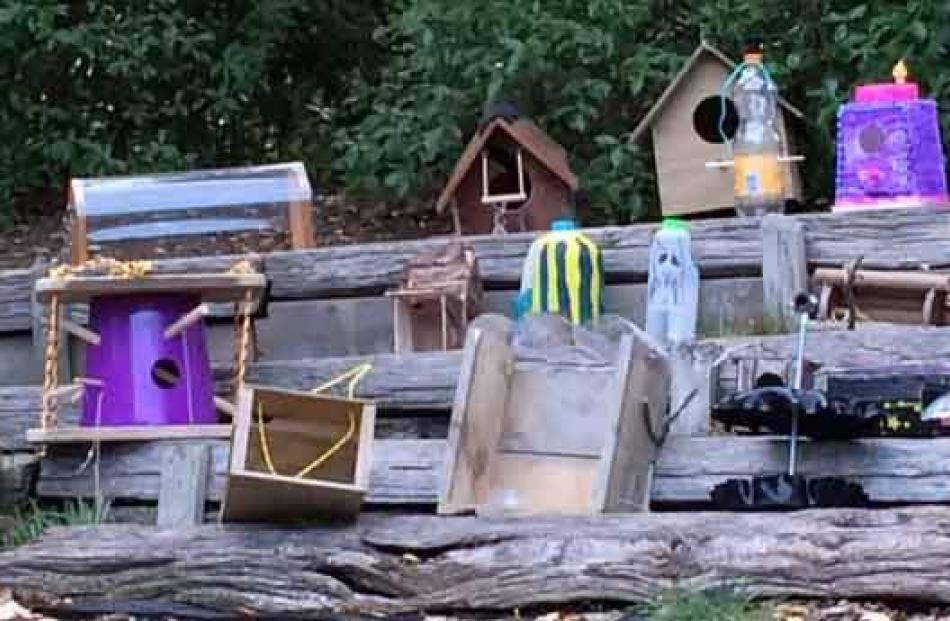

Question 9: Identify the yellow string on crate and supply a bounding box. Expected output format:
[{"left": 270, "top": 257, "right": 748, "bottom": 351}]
[{"left": 256, "top": 363, "right": 372, "bottom": 478}]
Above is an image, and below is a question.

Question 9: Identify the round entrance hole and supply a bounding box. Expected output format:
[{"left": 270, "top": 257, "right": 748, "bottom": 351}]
[
  {"left": 151, "top": 358, "right": 181, "bottom": 389},
  {"left": 859, "top": 124, "right": 885, "bottom": 153},
  {"left": 693, "top": 95, "right": 739, "bottom": 144}
]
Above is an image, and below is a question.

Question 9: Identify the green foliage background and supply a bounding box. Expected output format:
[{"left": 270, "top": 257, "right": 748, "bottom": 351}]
[{"left": 1, "top": 0, "right": 948, "bottom": 226}]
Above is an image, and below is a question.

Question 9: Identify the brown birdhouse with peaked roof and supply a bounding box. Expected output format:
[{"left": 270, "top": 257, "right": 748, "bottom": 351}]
[{"left": 436, "top": 109, "right": 578, "bottom": 235}]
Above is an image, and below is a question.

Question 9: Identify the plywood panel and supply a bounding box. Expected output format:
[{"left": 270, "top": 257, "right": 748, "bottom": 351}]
[
  {"left": 483, "top": 452, "right": 600, "bottom": 514},
  {"left": 499, "top": 368, "right": 616, "bottom": 456},
  {"left": 222, "top": 472, "right": 363, "bottom": 522}
]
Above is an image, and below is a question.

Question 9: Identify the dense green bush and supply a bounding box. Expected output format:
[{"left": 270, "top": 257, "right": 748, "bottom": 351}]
[
  {"left": 0, "top": 0, "right": 383, "bottom": 223},
  {"left": 0, "top": 1, "right": 947, "bottom": 227},
  {"left": 338, "top": 0, "right": 949, "bottom": 223}
]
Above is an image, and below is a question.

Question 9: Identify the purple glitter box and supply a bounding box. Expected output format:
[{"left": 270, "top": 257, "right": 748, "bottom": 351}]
[{"left": 835, "top": 99, "right": 949, "bottom": 211}]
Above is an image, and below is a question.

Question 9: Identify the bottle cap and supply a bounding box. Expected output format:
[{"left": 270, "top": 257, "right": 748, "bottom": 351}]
[{"left": 551, "top": 218, "right": 576, "bottom": 231}]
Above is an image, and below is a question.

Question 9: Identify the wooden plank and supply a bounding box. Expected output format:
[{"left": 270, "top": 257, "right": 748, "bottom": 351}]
[
  {"left": 35, "top": 434, "right": 950, "bottom": 506},
  {"left": 0, "top": 267, "right": 38, "bottom": 333},
  {"left": 438, "top": 328, "right": 512, "bottom": 514},
  {"left": 265, "top": 217, "right": 763, "bottom": 299},
  {"left": 35, "top": 273, "right": 266, "bottom": 304},
  {"left": 594, "top": 340, "right": 670, "bottom": 512},
  {"left": 762, "top": 213, "right": 807, "bottom": 331},
  {"left": 156, "top": 443, "right": 211, "bottom": 528},
  {"left": 26, "top": 424, "right": 232, "bottom": 444},
  {"left": 3, "top": 208, "right": 950, "bottom": 331},
  {"left": 9, "top": 508, "right": 950, "bottom": 618}
]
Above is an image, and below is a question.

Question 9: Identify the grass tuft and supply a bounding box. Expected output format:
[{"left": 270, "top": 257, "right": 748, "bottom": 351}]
[
  {"left": 0, "top": 499, "right": 98, "bottom": 549},
  {"left": 639, "top": 590, "right": 772, "bottom": 621}
]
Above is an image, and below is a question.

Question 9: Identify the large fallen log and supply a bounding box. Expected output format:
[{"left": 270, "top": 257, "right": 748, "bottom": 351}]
[{"left": 4, "top": 507, "right": 950, "bottom": 618}]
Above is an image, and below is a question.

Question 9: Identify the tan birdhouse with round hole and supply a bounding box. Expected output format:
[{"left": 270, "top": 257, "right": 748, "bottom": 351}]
[
  {"left": 630, "top": 41, "right": 806, "bottom": 217},
  {"left": 436, "top": 109, "right": 578, "bottom": 235}
]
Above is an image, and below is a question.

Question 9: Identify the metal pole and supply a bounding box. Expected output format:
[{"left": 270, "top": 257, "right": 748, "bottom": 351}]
[{"left": 788, "top": 309, "right": 808, "bottom": 476}]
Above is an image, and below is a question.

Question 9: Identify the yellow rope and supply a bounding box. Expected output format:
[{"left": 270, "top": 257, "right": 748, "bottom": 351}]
[
  {"left": 256, "top": 363, "right": 372, "bottom": 478},
  {"left": 233, "top": 289, "right": 254, "bottom": 391},
  {"left": 40, "top": 295, "right": 61, "bottom": 431}
]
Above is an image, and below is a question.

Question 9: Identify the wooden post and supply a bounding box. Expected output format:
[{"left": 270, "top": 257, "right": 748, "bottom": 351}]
[
  {"left": 667, "top": 343, "right": 712, "bottom": 436},
  {"left": 70, "top": 214, "right": 89, "bottom": 265},
  {"left": 156, "top": 443, "right": 211, "bottom": 528},
  {"left": 762, "top": 214, "right": 807, "bottom": 332},
  {"left": 288, "top": 166, "right": 315, "bottom": 250}
]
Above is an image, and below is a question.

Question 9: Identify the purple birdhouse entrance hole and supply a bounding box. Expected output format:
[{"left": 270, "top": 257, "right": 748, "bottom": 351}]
[{"left": 81, "top": 294, "right": 217, "bottom": 427}]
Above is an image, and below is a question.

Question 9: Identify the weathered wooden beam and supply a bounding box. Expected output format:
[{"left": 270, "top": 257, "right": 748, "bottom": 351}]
[
  {"left": 35, "top": 435, "right": 950, "bottom": 506},
  {"left": 1, "top": 323, "right": 949, "bottom": 450},
  {"left": 36, "top": 439, "right": 442, "bottom": 506},
  {"left": 155, "top": 443, "right": 211, "bottom": 528},
  {"left": 5, "top": 507, "right": 950, "bottom": 618},
  {"left": 0, "top": 267, "right": 39, "bottom": 333},
  {"left": 5, "top": 207, "right": 950, "bottom": 336},
  {"left": 264, "top": 217, "right": 763, "bottom": 298},
  {"left": 761, "top": 214, "right": 807, "bottom": 332}
]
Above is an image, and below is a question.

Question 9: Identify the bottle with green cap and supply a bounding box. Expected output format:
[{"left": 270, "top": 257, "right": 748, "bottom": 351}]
[{"left": 646, "top": 218, "right": 699, "bottom": 344}]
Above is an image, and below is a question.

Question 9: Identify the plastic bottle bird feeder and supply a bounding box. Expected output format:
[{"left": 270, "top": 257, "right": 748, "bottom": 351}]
[
  {"left": 27, "top": 266, "right": 267, "bottom": 444},
  {"left": 834, "top": 60, "right": 950, "bottom": 212},
  {"left": 704, "top": 41, "right": 804, "bottom": 216}
]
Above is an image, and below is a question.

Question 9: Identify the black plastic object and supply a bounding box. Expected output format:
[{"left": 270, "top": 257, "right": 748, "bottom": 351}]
[
  {"left": 711, "top": 474, "right": 869, "bottom": 510},
  {"left": 712, "top": 386, "right": 870, "bottom": 439}
]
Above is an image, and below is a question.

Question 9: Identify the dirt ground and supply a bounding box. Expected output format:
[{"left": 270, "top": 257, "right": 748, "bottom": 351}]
[{"left": 0, "top": 192, "right": 453, "bottom": 271}]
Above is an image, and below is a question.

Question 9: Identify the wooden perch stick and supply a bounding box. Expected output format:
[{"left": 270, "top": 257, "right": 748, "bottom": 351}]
[
  {"left": 60, "top": 318, "right": 100, "bottom": 346},
  {"left": 213, "top": 396, "right": 237, "bottom": 418},
  {"left": 163, "top": 304, "right": 209, "bottom": 339},
  {"left": 3, "top": 508, "right": 950, "bottom": 618}
]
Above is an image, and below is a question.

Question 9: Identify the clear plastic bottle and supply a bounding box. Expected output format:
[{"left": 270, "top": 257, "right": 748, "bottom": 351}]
[
  {"left": 646, "top": 218, "right": 699, "bottom": 345},
  {"left": 731, "top": 44, "right": 785, "bottom": 217}
]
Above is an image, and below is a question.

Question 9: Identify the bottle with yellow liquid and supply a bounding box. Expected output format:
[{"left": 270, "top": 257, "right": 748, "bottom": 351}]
[{"left": 731, "top": 42, "right": 785, "bottom": 216}]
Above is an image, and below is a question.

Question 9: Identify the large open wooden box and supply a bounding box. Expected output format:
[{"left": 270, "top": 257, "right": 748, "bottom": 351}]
[
  {"left": 222, "top": 385, "right": 375, "bottom": 521},
  {"left": 438, "top": 325, "right": 669, "bottom": 515}
]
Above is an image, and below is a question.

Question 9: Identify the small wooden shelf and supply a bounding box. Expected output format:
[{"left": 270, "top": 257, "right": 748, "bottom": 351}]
[
  {"left": 35, "top": 273, "right": 267, "bottom": 304},
  {"left": 26, "top": 424, "right": 233, "bottom": 444}
]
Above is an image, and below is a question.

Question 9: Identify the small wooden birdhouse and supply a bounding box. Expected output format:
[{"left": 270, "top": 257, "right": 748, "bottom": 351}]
[
  {"left": 630, "top": 41, "right": 806, "bottom": 217},
  {"left": 436, "top": 111, "right": 578, "bottom": 235},
  {"left": 386, "top": 242, "right": 482, "bottom": 352}
]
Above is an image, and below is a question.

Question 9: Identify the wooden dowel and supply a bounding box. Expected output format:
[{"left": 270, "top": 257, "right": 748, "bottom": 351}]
[
  {"left": 814, "top": 268, "right": 950, "bottom": 292},
  {"left": 61, "top": 318, "right": 101, "bottom": 346},
  {"left": 214, "top": 397, "right": 237, "bottom": 418},
  {"left": 164, "top": 304, "right": 209, "bottom": 339}
]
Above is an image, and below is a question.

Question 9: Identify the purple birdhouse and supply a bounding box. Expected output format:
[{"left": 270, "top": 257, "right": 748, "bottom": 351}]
[
  {"left": 81, "top": 294, "right": 217, "bottom": 427},
  {"left": 834, "top": 62, "right": 949, "bottom": 212}
]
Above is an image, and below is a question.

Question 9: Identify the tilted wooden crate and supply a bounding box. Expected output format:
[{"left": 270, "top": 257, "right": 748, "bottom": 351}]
[
  {"left": 438, "top": 324, "right": 669, "bottom": 515},
  {"left": 222, "top": 385, "right": 375, "bottom": 521}
]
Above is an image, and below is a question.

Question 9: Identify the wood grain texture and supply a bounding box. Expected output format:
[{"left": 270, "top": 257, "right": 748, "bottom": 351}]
[
  {"left": 35, "top": 434, "right": 950, "bottom": 506},
  {"left": 5, "top": 507, "right": 950, "bottom": 618},
  {"left": 761, "top": 214, "right": 807, "bottom": 331},
  {"left": 156, "top": 443, "right": 210, "bottom": 528},
  {"left": 8, "top": 206, "right": 949, "bottom": 334},
  {"left": 0, "top": 267, "right": 39, "bottom": 333}
]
